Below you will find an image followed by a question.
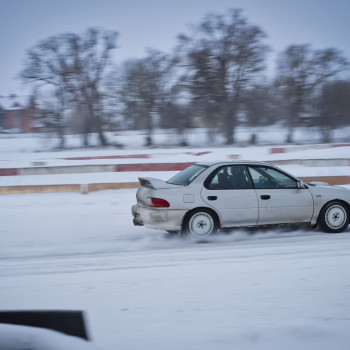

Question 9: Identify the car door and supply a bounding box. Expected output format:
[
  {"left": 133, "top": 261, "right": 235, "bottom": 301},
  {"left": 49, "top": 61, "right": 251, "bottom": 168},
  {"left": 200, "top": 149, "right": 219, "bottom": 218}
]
[
  {"left": 247, "top": 165, "right": 314, "bottom": 225},
  {"left": 200, "top": 165, "right": 259, "bottom": 227}
]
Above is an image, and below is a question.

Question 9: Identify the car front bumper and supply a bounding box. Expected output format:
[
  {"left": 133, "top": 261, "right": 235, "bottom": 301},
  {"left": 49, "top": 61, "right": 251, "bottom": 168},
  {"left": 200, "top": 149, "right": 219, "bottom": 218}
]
[{"left": 131, "top": 204, "right": 186, "bottom": 232}]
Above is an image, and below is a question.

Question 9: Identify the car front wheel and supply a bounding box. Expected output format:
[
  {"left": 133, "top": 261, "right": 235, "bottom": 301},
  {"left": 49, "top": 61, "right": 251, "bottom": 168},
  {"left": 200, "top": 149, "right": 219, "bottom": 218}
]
[
  {"left": 183, "top": 209, "right": 218, "bottom": 238},
  {"left": 318, "top": 201, "right": 350, "bottom": 233}
]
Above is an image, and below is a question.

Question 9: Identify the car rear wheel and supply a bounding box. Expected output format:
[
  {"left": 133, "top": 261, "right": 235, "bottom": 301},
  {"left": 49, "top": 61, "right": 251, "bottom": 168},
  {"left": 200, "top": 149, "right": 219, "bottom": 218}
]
[
  {"left": 183, "top": 209, "right": 218, "bottom": 238},
  {"left": 318, "top": 201, "right": 349, "bottom": 233}
]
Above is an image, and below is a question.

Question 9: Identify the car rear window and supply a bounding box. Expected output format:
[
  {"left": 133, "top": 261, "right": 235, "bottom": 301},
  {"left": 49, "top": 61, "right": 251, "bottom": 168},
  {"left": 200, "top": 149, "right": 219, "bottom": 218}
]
[{"left": 167, "top": 164, "right": 208, "bottom": 186}]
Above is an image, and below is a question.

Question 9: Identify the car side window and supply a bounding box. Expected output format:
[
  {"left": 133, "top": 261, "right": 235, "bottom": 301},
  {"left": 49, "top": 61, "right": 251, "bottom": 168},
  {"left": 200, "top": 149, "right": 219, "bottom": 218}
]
[
  {"left": 248, "top": 166, "right": 298, "bottom": 189},
  {"left": 206, "top": 165, "right": 253, "bottom": 190}
]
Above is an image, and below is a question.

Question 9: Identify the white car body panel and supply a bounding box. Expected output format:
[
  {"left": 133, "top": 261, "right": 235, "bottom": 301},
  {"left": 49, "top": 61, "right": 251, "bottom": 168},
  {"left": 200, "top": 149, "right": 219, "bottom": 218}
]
[
  {"left": 132, "top": 204, "right": 186, "bottom": 231},
  {"left": 308, "top": 184, "right": 350, "bottom": 225},
  {"left": 201, "top": 187, "right": 259, "bottom": 226},
  {"left": 255, "top": 188, "right": 314, "bottom": 225}
]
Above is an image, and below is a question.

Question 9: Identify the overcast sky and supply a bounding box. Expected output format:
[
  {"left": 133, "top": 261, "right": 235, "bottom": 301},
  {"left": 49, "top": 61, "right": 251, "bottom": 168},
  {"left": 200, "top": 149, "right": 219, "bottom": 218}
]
[{"left": 1, "top": 0, "right": 350, "bottom": 97}]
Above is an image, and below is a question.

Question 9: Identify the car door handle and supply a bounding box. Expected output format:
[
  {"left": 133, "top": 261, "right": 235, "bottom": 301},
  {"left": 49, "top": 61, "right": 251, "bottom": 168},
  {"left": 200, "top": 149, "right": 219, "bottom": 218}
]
[
  {"left": 260, "top": 195, "right": 270, "bottom": 200},
  {"left": 208, "top": 196, "right": 217, "bottom": 201}
]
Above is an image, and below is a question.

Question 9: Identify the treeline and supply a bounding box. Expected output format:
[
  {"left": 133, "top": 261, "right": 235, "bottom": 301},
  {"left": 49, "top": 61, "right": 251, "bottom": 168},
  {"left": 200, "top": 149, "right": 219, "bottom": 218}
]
[{"left": 21, "top": 9, "right": 350, "bottom": 148}]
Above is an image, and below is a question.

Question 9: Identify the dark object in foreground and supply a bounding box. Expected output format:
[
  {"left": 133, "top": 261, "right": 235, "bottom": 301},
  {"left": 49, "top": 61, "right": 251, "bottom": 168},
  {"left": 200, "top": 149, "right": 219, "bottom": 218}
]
[{"left": 0, "top": 310, "right": 89, "bottom": 340}]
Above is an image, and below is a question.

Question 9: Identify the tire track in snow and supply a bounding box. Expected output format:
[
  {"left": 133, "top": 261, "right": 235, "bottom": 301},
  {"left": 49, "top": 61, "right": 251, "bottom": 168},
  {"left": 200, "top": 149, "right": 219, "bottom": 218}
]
[{"left": 1, "top": 231, "right": 350, "bottom": 278}]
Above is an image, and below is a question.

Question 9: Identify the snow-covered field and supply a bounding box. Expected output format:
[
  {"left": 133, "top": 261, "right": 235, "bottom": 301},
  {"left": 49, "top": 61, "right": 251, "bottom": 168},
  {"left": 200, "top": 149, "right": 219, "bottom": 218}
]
[
  {"left": 1, "top": 189, "right": 350, "bottom": 350},
  {"left": 1, "top": 129, "right": 350, "bottom": 187},
  {"left": 1, "top": 130, "right": 350, "bottom": 349}
]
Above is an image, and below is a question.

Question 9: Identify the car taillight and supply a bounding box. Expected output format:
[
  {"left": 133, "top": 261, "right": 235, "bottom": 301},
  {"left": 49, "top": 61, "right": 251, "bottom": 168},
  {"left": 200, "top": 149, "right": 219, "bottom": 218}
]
[{"left": 147, "top": 197, "right": 170, "bottom": 207}]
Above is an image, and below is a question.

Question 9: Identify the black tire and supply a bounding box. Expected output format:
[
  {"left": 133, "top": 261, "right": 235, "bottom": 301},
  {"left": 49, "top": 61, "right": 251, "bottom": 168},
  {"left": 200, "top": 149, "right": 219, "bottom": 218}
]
[
  {"left": 182, "top": 209, "right": 219, "bottom": 238},
  {"left": 318, "top": 201, "right": 350, "bottom": 233}
]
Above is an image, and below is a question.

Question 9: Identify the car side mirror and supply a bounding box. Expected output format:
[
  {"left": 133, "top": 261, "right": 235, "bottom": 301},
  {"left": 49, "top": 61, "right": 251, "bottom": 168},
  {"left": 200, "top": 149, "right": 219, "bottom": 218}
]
[{"left": 297, "top": 180, "right": 305, "bottom": 189}]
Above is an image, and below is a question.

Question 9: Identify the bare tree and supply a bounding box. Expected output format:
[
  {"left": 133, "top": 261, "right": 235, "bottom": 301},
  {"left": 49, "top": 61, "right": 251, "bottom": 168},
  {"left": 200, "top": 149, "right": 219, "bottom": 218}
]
[
  {"left": 118, "top": 50, "right": 174, "bottom": 146},
  {"left": 20, "top": 36, "right": 72, "bottom": 147},
  {"left": 21, "top": 28, "right": 118, "bottom": 147},
  {"left": 158, "top": 101, "right": 190, "bottom": 146},
  {"left": 276, "top": 45, "right": 349, "bottom": 143},
  {"left": 243, "top": 84, "right": 276, "bottom": 144},
  {"left": 315, "top": 80, "right": 350, "bottom": 142},
  {"left": 179, "top": 45, "right": 223, "bottom": 142},
  {"left": 178, "top": 9, "right": 269, "bottom": 144}
]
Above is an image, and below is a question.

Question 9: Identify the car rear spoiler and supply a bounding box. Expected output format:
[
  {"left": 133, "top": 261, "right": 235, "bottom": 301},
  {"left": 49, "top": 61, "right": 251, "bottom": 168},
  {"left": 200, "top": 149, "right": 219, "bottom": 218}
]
[{"left": 138, "top": 177, "right": 178, "bottom": 189}]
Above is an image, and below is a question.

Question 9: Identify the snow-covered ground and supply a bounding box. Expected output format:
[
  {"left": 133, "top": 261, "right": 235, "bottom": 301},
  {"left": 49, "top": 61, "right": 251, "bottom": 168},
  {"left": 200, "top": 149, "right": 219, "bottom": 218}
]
[
  {"left": 1, "top": 130, "right": 350, "bottom": 349},
  {"left": 1, "top": 188, "right": 350, "bottom": 350},
  {"left": 1, "top": 126, "right": 350, "bottom": 153}
]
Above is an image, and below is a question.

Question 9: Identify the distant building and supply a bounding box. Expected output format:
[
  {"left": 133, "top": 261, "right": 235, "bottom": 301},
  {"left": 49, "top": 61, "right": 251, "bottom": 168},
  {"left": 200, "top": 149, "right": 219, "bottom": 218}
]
[{"left": 0, "top": 94, "right": 41, "bottom": 133}]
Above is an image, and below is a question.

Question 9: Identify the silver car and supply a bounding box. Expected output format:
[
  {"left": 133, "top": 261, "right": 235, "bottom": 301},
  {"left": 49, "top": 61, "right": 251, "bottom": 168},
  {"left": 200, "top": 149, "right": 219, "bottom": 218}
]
[{"left": 132, "top": 161, "right": 350, "bottom": 238}]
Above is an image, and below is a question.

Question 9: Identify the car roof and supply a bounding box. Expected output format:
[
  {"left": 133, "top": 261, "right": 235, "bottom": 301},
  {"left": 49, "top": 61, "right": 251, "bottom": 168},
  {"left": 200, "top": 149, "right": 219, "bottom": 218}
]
[{"left": 196, "top": 160, "right": 270, "bottom": 167}]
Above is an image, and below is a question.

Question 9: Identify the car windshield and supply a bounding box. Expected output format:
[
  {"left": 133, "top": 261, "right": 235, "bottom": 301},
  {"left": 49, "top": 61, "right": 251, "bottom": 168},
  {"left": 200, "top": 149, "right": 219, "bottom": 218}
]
[{"left": 167, "top": 164, "right": 208, "bottom": 186}]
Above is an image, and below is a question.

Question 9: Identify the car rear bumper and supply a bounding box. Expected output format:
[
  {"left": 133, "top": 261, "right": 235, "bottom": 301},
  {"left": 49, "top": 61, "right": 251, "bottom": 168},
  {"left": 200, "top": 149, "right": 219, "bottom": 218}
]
[{"left": 131, "top": 204, "right": 186, "bottom": 231}]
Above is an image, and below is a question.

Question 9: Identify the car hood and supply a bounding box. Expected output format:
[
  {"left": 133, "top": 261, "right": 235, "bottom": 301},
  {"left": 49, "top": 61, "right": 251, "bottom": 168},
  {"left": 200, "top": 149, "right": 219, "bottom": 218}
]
[
  {"left": 138, "top": 177, "right": 179, "bottom": 190},
  {"left": 308, "top": 182, "right": 350, "bottom": 200},
  {"left": 308, "top": 181, "right": 330, "bottom": 186}
]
